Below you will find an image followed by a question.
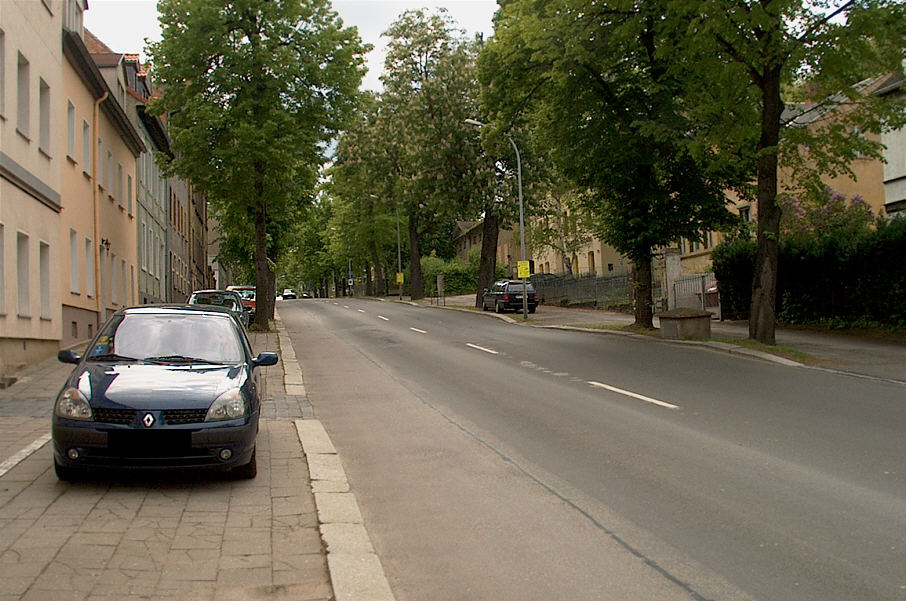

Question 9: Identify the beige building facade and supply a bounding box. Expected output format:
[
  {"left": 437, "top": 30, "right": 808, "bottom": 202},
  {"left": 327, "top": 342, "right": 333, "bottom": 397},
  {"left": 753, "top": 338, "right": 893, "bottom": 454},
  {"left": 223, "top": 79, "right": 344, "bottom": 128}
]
[{"left": 0, "top": 0, "right": 64, "bottom": 375}]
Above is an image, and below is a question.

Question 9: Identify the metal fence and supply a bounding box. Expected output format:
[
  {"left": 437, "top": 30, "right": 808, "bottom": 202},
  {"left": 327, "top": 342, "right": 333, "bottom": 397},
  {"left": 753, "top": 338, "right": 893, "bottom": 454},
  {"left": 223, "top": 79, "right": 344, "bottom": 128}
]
[
  {"left": 532, "top": 273, "right": 662, "bottom": 312},
  {"left": 673, "top": 273, "right": 719, "bottom": 315}
]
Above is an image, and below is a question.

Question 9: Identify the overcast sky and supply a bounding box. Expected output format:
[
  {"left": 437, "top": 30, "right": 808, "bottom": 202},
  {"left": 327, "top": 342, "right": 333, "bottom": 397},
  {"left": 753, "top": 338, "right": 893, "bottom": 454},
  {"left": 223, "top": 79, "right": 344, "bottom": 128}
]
[{"left": 83, "top": 0, "right": 498, "bottom": 91}]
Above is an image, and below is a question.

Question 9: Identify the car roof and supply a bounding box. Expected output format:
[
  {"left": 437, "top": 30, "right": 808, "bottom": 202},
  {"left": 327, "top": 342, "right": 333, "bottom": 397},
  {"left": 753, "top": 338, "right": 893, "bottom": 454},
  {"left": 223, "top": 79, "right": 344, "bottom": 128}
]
[
  {"left": 121, "top": 304, "right": 238, "bottom": 317},
  {"left": 227, "top": 285, "right": 255, "bottom": 290}
]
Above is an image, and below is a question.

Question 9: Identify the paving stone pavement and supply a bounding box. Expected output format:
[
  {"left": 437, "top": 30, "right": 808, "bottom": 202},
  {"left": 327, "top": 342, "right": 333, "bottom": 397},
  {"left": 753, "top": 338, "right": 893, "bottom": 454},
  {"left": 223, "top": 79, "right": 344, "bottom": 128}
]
[{"left": 0, "top": 325, "right": 332, "bottom": 601}]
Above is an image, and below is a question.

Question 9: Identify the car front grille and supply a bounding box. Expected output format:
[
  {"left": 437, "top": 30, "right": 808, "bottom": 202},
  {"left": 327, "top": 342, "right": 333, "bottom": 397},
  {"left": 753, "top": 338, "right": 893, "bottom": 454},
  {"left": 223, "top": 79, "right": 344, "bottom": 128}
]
[
  {"left": 94, "top": 408, "right": 136, "bottom": 425},
  {"left": 163, "top": 409, "right": 208, "bottom": 425}
]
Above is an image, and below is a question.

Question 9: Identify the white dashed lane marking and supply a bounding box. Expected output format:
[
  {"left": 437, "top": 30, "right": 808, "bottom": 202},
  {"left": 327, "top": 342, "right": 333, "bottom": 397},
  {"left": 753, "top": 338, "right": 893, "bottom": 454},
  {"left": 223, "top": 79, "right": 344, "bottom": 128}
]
[
  {"left": 378, "top": 315, "right": 389, "bottom": 321},
  {"left": 466, "top": 343, "right": 499, "bottom": 355},
  {"left": 588, "top": 381, "right": 680, "bottom": 410},
  {"left": 410, "top": 327, "right": 427, "bottom": 334}
]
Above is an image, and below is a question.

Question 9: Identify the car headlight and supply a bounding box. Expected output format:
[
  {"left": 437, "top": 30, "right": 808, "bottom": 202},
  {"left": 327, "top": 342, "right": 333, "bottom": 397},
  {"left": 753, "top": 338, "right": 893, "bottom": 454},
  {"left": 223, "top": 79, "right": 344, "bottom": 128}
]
[
  {"left": 54, "top": 387, "right": 93, "bottom": 420},
  {"left": 205, "top": 388, "right": 248, "bottom": 421}
]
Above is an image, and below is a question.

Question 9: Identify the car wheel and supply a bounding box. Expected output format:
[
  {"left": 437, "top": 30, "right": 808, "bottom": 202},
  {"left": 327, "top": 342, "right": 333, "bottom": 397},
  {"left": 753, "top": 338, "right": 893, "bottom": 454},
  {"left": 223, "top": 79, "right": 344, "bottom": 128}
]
[
  {"left": 482, "top": 300, "right": 489, "bottom": 311},
  {"left": 495, "top": 301, "right": 504, "bottom": 314},
  {"left": 54, "top": 459, "right": 83, "bottom": 482},
  {"left": 233, "top": 448, "right": 257, "bottom": 480},
  {"left": 529, "top": 306, "right": 536, "bottom": 314}
]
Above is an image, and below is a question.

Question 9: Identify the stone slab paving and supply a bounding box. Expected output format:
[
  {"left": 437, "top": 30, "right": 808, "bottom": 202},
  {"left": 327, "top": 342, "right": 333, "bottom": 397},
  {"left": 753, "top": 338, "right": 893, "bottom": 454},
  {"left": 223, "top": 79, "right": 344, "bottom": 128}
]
[{"left": 0, "top": 323, "right": 334, "bottom": 601}]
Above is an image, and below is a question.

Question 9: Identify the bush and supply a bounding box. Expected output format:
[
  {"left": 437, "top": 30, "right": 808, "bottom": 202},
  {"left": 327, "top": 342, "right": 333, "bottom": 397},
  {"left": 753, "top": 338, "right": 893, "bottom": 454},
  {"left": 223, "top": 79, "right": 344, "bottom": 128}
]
[
  {"left": 712, "top": 217, "right": 906, "bottom": 328},
  {"left": 419, "top": 253, "right": 508, "bottom": 297}
]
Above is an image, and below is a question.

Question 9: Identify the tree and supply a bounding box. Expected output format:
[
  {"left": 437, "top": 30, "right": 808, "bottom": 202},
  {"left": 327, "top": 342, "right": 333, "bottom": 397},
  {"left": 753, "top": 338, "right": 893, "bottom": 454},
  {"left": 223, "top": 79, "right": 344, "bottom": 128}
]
[
  {"left": 676, "top": 0, "right": 906, "bottom": 343},
  {"left": 379, "top": 9, "right": 488, "bottom": 300},
  {"left": 148, "top": 0, "right": 368, "bottom": 328},
  {"left": 479, "top": 0, "right": 736, "bottom": 327}
]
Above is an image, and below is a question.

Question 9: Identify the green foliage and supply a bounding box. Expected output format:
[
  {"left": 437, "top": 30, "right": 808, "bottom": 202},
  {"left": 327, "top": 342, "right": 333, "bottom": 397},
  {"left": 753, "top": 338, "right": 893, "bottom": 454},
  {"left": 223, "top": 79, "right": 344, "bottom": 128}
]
[
  {"left": 418, "top": 254, "right": 506, "bottom": 297},
  {"left": 713, "top": 217, "right": 906, "bottom": 327},
  {"left": 778, "top": 187, "right": 875, "bottom": 239}
]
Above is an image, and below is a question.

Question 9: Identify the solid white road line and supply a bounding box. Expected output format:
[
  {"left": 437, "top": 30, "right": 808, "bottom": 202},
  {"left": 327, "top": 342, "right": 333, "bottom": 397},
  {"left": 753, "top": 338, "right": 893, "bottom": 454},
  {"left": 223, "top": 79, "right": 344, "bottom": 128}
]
[
  {"left": 358, "top": 309, "right": 366, "bottom": 313},
  {"left": 0, "top": 433, "right": 52, "bottom": 478},
  {"left": 466, "top": 343, "right": 499, "bottom": 355},
  {"left": 410, "top": 327, "right": 427, "bottom": 334},
  {"left": 587, "top": 381, "right": 680, "bottom": 410},
  {"left": 343, "top": 305, "right": 350, "bottom": 309},
  {"left": 378, "top": 315, "right": 389, "bottom": 321}
]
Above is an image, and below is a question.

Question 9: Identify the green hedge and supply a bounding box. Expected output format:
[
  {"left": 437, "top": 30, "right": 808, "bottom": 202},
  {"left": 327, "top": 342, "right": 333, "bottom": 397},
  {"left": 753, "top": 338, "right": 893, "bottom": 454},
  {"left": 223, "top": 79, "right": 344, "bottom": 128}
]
[
  {"left": 419, "top": 254, "right": 508, "bottom": 297},
  {"left": 712, "top": 217, "right": 906, "bottom": 327}
]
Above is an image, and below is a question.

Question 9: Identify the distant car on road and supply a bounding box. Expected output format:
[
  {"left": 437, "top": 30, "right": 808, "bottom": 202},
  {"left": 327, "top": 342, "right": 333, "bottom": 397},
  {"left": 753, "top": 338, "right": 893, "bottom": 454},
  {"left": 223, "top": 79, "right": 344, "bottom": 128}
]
[
  {"left": 282, "top": 289, "right": 297, "bottom": 300},
  {"left": 52, "top": 305, "right": 278, "bottom": 481},
  {"left": 188, "top": 289, "right": 249, "bottom": 327},
  {"left": 482, "top": 279, "right": 538, "bottom": 314},
  {"left": 227, "top": 285, "right": 256, "bottom": 320}
]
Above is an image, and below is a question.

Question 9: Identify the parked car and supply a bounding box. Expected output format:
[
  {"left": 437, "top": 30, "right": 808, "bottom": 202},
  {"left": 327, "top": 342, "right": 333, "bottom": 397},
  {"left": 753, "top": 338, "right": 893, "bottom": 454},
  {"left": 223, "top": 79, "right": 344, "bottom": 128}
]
[
  {"left": 227, "top": 285, "right": 256, "bottom": 320},
  {"left": 282, "top": 289, "right": 297, "bottom": 300},
  {"left": 52, "top": 305, "right": 278, "bottom": 480},
  {"left": 482, "top": 279, "right": 538, "bottom": 314},
  {"left": 188, "top": 289, "right": 249, "bottom": 327}
]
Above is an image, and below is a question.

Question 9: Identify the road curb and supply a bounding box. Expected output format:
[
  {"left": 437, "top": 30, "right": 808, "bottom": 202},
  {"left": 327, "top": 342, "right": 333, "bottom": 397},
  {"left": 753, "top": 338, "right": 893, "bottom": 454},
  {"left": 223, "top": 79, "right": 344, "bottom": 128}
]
[{"left": 295, "top": 419, "right": 396, "bottom": 601}]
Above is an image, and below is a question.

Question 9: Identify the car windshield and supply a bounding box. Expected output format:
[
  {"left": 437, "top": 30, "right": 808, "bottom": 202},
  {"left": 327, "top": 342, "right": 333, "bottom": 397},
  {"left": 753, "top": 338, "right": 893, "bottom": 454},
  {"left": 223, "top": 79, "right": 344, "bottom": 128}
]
[
  {"left": 190, "top": 293, "right": 242, "bottom": 312},
  {"left": 509, "top": 283, "right": 535, "bottom": 292},
  {"left": 88, "top": 313, "right": 244, "bottom": 364}
]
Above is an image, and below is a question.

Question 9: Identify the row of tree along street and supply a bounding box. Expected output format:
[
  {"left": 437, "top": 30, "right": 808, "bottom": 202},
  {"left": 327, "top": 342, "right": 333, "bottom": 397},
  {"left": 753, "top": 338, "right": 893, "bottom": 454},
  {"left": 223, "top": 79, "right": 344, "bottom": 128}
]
[{"left": 147, "top": 0, "right": 905, "bottom": 344}]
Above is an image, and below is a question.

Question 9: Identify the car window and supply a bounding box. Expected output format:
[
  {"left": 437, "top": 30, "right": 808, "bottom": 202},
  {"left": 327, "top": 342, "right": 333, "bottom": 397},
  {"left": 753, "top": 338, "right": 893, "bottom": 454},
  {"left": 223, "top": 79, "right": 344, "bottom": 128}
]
[
  {"left": 89, "top": 313, "right": 245, "bottom": 363},
  {"left": 507, "top": 282, "right": 535, "bottom": 292}
]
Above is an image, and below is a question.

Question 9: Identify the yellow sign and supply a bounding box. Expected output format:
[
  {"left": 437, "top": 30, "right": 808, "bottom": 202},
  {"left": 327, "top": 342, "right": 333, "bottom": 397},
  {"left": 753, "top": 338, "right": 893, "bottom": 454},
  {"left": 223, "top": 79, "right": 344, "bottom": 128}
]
[
  {"left": 396, "top": 272, "right": 404, "bottom": 284},
  {"left": 517, "top": 261, "right": 531, "bottom": 279}
]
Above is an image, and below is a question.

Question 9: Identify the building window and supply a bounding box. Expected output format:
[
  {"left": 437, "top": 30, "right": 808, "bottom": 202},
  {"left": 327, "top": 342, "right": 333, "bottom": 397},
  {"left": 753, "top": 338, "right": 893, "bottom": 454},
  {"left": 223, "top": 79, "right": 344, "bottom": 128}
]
[
  {"left": 39, "top": 78, "right": 50, "bottom": 154},
  {"left": 39, "top": 242, "right": 50, "bottom": 318},
  {"left": 127, "top": 174, "right": 133, "bottom": 215},
  {"left": 116, "top": 163, "right": 123, "bottom": 206},
  {"left": 587, "top": 251, "right": 595, "bottom": 275},
  {"left": 64, "top": 0, "right": 84, "bottom": 34},
  {"left": 17, "top": 232, "right": 29, "bottom": 316},
  {"left": 69, "top": 229, "right": 79, "bottom": 293},
  {"left": 739, "top": 206, "right": 751, "bottom": 223},
  {"left": 82, "top": 121, "right": 91, "bottom": 174},
  {"left": 106, "top": 151, "right": 113, "bottom": 195},
  {"left": 97, "top": 139, "right": 103, "bottom": 188},
  {"left": 121, "top": 259, "right": 127, "bottom": 307},
  {"left": 608, "top": 263, "right": 614, "bottom": 272},
  {"left": 67, "top": 101, "right": 76, "bottom": 159},
  {"left": 130, "top": 265, "right": 135, "bottom": 305},
  {"left": 110, "top": 252, "right": 118, "bottom": 304},
  {"left": 16, "top": 52, "right": 29, "bottom": 138},
  {"left": 85, "top": 238, "right": 95, "bottom": 298}
]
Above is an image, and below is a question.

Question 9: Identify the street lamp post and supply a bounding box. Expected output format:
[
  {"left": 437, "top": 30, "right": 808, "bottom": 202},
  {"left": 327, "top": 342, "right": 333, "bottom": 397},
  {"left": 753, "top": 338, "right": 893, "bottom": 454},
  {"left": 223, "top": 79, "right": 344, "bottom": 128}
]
[{"left": 465, "top": 118, "right": 528, "bottom": 319}]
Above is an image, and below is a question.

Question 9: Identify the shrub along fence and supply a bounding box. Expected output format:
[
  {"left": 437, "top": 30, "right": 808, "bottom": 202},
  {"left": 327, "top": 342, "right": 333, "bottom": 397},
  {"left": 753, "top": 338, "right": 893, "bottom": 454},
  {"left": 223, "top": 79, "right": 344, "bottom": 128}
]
[{"left": 712, "top": 217, "right": 906, "bottom": 328}]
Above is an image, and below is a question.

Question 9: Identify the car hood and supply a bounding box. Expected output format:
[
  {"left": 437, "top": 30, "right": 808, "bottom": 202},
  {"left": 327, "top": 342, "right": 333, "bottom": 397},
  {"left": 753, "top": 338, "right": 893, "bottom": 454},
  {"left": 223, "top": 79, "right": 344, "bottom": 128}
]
[{"left": 71, "top": 363, "right": 247, "bottom": 410}]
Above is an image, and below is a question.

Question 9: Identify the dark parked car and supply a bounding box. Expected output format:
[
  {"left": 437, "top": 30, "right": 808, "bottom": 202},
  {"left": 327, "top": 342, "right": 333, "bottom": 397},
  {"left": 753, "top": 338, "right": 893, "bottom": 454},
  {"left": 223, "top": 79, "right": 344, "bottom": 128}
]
[
  {"left": 482, "top": 279, "right": 538, "bottom": 314},
  {"left": 52, "top": 305, "right": 278, "bottom": 480},
  {"left": 188, "top": 289, "right": 249, "bottom": 327},
  {"left": 282, "top": 289, "right": 297, "bottom": 300}
]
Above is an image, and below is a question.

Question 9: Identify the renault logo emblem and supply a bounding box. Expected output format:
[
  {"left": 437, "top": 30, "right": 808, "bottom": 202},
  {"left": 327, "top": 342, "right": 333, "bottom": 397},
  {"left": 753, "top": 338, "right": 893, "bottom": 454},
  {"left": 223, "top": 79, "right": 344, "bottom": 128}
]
[{"left": 142, "top": 413, "right": 155, "bottom": 428}]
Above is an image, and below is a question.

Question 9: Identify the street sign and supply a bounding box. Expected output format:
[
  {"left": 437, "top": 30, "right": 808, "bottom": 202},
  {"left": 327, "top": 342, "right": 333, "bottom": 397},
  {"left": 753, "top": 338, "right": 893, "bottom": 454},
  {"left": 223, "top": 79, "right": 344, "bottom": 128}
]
[
  {"left": 396, "top": 272, "right": 404, "bottom": 284},
  {"left": 348, "top": 278, "right": 354, "bottom": 287},
  {"left": 517, "top": 260, "right": 531, "bottom": 279}
]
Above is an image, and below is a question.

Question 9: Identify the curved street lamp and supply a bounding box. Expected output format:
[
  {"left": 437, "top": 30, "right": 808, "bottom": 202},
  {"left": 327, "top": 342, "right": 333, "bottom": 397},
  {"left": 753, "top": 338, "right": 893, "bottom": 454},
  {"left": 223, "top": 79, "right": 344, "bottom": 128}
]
[{"left": 465, "top": 118, "right": 528, "bottom": 319}]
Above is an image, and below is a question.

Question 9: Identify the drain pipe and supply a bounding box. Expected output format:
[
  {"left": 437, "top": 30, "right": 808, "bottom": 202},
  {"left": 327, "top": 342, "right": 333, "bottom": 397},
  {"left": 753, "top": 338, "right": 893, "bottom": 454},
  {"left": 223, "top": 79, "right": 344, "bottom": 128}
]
[{"left": 92, "top": 92, "right": 108, "bottom": 330}]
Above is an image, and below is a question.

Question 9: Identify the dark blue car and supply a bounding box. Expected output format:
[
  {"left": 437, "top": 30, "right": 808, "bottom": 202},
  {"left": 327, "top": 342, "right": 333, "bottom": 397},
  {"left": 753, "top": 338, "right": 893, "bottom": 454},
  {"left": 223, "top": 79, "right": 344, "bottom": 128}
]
[{"left": 52, "top": 305, "right": 278, "bottom": 480}]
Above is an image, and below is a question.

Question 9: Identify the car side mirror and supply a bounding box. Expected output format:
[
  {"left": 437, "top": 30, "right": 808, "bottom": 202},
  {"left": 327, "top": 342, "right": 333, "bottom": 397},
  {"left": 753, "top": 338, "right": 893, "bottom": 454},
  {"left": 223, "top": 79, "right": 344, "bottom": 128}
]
[
  {"left": 58, "top": 349, "right": 81, "bottom": 364},
  {"left": 252, "top": 352, "right": 279, "bottom": 367}
]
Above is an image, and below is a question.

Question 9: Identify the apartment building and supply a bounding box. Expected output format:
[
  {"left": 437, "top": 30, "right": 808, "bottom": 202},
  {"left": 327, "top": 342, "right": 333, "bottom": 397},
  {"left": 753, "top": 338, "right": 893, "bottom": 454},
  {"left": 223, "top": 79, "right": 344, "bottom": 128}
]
[
  {"left": 122, "top": 55, "right": 170, "bottom": 304},
  {"left": 0, "top": 0, "right": 64, "bottom": 374},
  {"left": 59, "top": 19, "right": 144, "bottom": 348}
]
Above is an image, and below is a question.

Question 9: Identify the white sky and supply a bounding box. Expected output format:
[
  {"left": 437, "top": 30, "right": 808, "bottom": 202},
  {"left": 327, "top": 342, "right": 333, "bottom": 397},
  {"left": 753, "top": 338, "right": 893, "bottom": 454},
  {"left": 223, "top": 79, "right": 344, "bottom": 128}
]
[{"left": 83, "top": 0, "right": 498, "bottom": 91}]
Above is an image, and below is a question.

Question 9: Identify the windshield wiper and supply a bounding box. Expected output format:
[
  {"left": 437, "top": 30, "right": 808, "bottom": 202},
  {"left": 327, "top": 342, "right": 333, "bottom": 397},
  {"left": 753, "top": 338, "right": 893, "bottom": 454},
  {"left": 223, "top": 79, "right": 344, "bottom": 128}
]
[
  {"left": 143, "top": 355, "right": 223, "bottom": 365},
  {"left": 87, "top": 353, "right": 138, "bottom": 362}
]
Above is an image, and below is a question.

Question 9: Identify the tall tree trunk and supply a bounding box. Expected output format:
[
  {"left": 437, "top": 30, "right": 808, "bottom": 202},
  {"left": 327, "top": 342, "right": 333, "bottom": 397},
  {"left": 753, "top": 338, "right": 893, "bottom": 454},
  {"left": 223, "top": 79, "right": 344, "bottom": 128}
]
[
  {"left": 253, "top": 197, "right": 271, "bottom": 330},
  {"left": 632, "top": 252, "right": 654, "bottom": 328},
  {"left": 365, "top": 261, "right": 374, "bottom": 296},
  {"left": 475, "top": 212, "right": 500, "bottom": 308},
  {"left": 370, "top": 241, "right": 385, "bottom": 296},
  {"left": 749, "top": 64, "right": 783, "bottom": 345},
  {"left": 408, "top": 214, "right": 424, "bottom": 300}
]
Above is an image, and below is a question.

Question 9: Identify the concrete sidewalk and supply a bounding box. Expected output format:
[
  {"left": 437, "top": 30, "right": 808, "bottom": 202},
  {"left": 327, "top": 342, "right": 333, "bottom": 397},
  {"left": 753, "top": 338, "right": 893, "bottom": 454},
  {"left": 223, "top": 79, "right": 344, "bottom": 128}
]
[{"left": 417, "top": 294, "right": 906, "bottom": 383}]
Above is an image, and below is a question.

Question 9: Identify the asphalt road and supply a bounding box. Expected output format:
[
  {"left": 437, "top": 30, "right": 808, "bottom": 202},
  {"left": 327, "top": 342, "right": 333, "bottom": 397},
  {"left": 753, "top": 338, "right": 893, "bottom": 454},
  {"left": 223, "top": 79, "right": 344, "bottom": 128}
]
[{"left": 280, "top": 297, "right": 906, "bottom": 601}]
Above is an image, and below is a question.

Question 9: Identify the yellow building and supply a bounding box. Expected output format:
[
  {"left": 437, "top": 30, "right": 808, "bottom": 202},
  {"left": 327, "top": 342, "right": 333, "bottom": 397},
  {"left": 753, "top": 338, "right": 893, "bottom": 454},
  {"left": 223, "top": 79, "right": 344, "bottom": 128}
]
[{"left": 59, "top": 19, "right": 144, "bottom": 346}]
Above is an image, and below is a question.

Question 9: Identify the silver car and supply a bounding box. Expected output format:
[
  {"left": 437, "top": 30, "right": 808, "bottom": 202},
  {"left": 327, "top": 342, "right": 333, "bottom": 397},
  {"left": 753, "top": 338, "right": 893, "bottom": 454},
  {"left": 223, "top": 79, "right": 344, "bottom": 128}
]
[{"left": 187, "top": 289, "right": 249, "bottom": 327}]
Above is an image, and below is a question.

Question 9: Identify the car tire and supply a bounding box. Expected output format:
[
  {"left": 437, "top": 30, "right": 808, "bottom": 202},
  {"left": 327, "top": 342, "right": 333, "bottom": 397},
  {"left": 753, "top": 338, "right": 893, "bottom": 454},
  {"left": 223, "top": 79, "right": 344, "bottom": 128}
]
[
  {"left": 495, "top": 301, "right": 504, "bottom": 314},
  {"left": 233, "top": 448, "right": 257, "bottom": 480},
  {"left": 54, "top": 459, "right": 83, "bottom": 482},
  {"left": 482, "top": 300, "right": 489, "bottom": 311},
  {"left": 529, "top": 306, "right": 536, "bottom": 314}
]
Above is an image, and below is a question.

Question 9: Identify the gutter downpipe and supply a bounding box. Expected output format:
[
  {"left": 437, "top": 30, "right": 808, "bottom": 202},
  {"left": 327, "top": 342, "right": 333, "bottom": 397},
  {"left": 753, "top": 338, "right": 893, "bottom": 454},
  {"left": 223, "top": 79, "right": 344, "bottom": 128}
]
[{"left": 92, "top": 92, "right": 108, "bottom": 330}]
